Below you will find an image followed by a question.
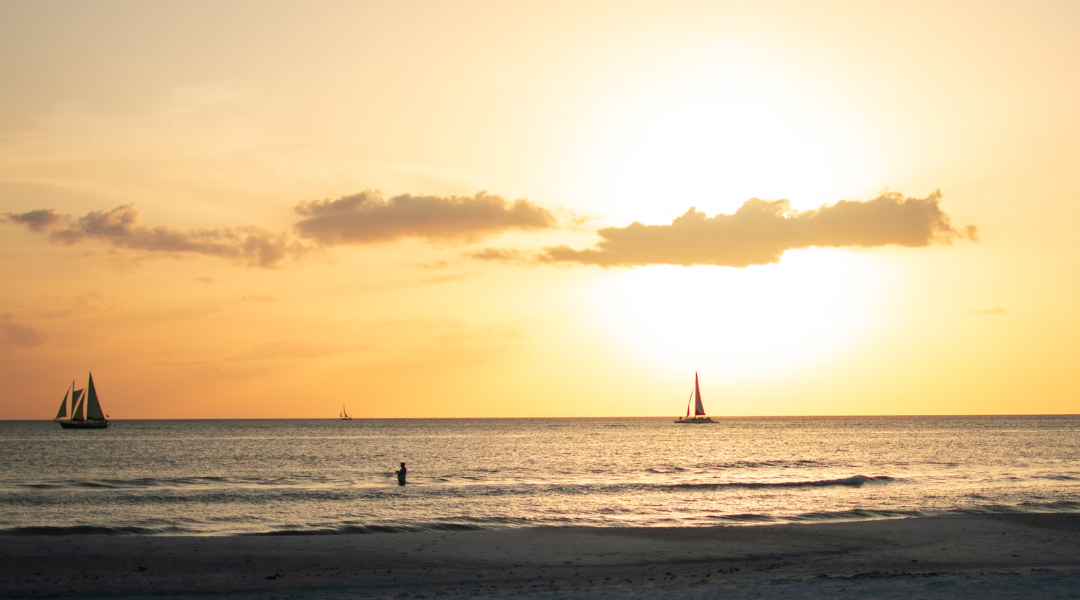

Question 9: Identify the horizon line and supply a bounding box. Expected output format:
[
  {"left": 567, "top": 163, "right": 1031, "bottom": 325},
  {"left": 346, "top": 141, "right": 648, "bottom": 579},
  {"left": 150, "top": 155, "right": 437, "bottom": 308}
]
[{"left": 6, "top": 413, "right": 1080, "bottom": 422}]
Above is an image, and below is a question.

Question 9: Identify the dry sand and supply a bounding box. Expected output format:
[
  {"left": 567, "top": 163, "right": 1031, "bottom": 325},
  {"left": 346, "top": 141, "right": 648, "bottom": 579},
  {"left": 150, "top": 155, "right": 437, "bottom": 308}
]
[{"left": 2, "top": 514, "right": 1079, "bottom": 599}]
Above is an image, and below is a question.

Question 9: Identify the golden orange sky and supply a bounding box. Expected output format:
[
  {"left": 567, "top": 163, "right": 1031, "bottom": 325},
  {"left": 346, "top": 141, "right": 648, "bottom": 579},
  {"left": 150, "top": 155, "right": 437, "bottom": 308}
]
[{"left": 2, "top": 0, "right": 1079, "bottom": 418}]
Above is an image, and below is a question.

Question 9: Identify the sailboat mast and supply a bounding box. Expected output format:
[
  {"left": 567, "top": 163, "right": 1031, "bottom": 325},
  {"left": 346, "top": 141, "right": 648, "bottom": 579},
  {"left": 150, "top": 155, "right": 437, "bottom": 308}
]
[{"left": 72, "top": 380, "right": 80, "bottom": 420}]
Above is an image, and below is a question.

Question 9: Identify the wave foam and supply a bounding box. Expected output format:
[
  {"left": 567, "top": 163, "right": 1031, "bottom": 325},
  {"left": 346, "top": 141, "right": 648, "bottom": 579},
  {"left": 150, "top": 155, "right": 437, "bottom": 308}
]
[{"left": 252, "top": 522, "right": 493, "bottom": 536}]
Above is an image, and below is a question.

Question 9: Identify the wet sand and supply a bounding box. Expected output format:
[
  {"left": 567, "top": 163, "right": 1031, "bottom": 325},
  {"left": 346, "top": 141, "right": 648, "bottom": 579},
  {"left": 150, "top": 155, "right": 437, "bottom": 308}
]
[{"left": 2, "top": 514, "right": 1079, "bottom": 599}]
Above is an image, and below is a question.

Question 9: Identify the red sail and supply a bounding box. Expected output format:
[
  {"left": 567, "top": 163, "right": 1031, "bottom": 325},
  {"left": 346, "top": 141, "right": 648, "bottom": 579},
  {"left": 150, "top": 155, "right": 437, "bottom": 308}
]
[{"left": 694, "top": 372, "right": 705, "bottom": 416}]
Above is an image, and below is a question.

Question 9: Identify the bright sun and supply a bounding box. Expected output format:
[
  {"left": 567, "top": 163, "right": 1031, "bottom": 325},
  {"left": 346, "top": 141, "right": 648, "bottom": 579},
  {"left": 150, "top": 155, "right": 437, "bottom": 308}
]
[
  {"left": 586, "top": 249, "right": 891, "bottom": 380},
  {"left": 561, "top": 46, "right": 887, "bottom": 223},
  {"left": 558, "top": 48, "right": 898, "bottom": 382}
]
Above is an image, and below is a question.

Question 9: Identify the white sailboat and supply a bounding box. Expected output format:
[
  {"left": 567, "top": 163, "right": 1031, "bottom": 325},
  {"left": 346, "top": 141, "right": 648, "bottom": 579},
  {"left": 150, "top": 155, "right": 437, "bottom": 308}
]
[
  {"left": 55, "top": 372, "right": 109, "bottom": 429},
  {"left": 674, "top": 372, "right": 716, "bottom": 424},
  {"left": 340, "top": 405, "right": 353, "bottom": 420}
]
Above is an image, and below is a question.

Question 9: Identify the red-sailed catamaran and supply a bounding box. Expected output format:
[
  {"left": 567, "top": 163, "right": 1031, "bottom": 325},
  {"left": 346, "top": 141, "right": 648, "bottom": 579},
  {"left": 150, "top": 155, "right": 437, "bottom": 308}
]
[{"left": 674, "top": 372, "right": 716, "bottom": 423}]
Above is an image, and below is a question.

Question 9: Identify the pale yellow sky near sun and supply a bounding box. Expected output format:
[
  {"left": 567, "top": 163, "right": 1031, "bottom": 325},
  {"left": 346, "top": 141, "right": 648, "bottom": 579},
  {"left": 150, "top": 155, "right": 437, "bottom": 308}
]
[{"left": 1, "top": 0, "right": 1078, "bottom": 418}]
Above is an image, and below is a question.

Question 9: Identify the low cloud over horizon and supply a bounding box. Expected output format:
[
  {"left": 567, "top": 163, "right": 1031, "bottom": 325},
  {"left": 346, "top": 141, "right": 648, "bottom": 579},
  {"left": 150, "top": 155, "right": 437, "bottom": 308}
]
[
  {"left": 527, "top": 191, "right": 976, "bottom": 268},
  {"left": 294, "top": 191, "right": 555, "bottom": 245},
  {"left": 1, "top": 191, "right": 553, "bottom": 267},
  {"left": 1, "top": 205, "right": 306, "bottom": 267},
  {"left": 3, "top": 190, "right": 974, "bottom": 270}
]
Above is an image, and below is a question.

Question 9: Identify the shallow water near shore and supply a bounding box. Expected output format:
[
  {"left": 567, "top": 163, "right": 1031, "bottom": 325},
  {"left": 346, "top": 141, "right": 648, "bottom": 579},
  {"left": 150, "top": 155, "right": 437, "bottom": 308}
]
[{"left": 1, "top": 416, "right": 1078, "bottom": 535}]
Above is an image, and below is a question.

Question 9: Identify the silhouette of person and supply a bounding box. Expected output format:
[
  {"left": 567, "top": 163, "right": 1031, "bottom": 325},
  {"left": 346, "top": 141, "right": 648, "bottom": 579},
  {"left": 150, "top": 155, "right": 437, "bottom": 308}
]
[{"left": 396, "top": 462, "right": 407, "bottom": 486}]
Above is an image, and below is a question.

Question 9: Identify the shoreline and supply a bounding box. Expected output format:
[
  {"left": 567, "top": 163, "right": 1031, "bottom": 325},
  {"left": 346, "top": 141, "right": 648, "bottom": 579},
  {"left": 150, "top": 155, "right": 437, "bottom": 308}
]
[
  {"left": 2, "top": 514, "right": 1079, "bottom": 599},
  {"left": 0, "top": 507, "right": 1066, "bottom": 538}
]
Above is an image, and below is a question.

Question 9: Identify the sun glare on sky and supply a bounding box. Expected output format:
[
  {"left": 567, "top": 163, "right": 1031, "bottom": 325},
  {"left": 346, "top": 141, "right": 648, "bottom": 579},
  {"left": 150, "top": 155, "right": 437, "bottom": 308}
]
[
  {"left": 1, "top": 1, "right": 1078, "bottom": 417},
  {"left": 588, "top": 250, "right": 889, "bottom": 379},
  {"left": 562, "top": 46, "right": 886, "bottom": 223}
]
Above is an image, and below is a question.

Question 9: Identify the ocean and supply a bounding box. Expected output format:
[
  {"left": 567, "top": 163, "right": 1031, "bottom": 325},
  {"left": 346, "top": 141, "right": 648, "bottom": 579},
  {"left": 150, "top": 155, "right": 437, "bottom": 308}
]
[{"left": 1, "top": 417, "right": 1078, "bottom": 536}]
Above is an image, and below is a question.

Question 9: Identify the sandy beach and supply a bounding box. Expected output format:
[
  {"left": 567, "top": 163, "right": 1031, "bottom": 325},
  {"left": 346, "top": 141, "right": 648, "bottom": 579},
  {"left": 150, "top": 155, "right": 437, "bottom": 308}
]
[{"left": 2, "top": 514, "right": 1079, "bottom": 599}]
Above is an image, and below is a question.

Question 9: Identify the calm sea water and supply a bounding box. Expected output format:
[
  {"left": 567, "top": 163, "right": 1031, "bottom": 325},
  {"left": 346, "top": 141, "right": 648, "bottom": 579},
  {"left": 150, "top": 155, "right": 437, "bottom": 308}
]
[{"left": 1, "top": 417, "right": 1078, "bottom": 536}]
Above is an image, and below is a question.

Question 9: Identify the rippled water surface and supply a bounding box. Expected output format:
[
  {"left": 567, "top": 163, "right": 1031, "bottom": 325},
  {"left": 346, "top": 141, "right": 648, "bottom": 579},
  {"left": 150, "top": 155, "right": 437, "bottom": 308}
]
[{"left": 1, "top": 417, "right": 1078, "bottom": 535}]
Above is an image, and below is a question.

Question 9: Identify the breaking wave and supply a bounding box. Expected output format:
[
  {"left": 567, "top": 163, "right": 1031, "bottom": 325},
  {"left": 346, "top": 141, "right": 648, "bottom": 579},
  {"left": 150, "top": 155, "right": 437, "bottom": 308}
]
[
  {"left": 0, "top": 525, "right": 194, "bottom": 536},
  {"left": 668, "top": 475, "right": 895, "bottom": 489}
]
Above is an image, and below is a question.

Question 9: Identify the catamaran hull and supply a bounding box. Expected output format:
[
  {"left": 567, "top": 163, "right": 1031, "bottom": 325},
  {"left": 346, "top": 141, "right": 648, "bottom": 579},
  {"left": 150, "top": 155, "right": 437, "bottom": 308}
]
[
  {"left": 57, "top": 420, "right": 108, "bottom": 429},
  {"left": 674, "top": 418, "right": 717, "bottom": 424}
]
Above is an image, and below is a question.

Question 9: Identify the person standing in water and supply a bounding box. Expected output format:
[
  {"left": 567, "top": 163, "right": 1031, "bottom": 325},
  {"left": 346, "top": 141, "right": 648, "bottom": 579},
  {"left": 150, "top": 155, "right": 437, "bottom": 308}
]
[{"left": 395, "top": 462, "right": 407, "bottom": 486}]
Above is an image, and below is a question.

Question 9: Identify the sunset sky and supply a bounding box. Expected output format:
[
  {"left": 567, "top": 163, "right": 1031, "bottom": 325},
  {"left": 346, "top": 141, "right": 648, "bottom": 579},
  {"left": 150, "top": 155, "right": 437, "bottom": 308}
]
[{"left": 2, "top": 0, "right": 1078, "bottom": 418}]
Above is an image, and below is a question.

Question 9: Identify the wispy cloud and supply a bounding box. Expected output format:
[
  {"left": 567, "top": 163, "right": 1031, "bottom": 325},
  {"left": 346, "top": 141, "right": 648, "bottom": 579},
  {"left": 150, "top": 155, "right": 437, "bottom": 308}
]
[
  {"left": 293, "top": 190, "right": 556, "bottom": 245},
  {"left": 0, "top": 314, "right": 48, "bottom": 349},
  {"left": 466, "top": 248, "right": 537, "bottom": 263},
  {"left": 535, "top": 191, "right": 976, "bottom": 268},
  {"left": 0, "top": 208, "right": 66, "bottom": 232},
  {"left": 3, "top": 205, "right": 309, "bottom": 267},
  {"left": 37, "top": 291, "right": 113, "bottom": 318},
  {"left": 241, "top": 341, "right": 342, "bottom": 360},
  {"left": 968, "top": 307, "right": 1006, "bottom": 315},
  {"left": 420, "top": 273, "right": 475, "bottom": 285},
  {"left": 421, "top": 260, "right": 453, "bottom": 270}
]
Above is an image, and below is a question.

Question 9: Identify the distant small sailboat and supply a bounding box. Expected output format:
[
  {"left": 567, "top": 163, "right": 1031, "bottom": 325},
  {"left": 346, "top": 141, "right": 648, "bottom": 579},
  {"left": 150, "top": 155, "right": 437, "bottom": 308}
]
[
  {"left": 674, "top": 372, "right": 716, "bottom": 424},
  {"left": 55, "top": 372, "right": 109, "bottom": 429},
  {"left": 340, "top": 405, "right": 353, "bottom": 420}
]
